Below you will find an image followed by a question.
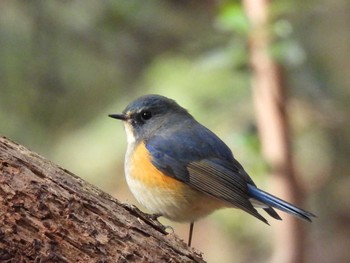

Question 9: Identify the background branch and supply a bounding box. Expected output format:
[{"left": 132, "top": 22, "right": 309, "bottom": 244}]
[{"left": 243, "top": 1, "right": 307, "bottom": 262}]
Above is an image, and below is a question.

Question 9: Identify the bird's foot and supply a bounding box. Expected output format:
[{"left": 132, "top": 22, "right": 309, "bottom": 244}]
[
  {"left": 149, "top": 213, "right": 162, "bottom": 221},
  {"left": 163, "top": 225, "right": 174, "bottom": 234}
]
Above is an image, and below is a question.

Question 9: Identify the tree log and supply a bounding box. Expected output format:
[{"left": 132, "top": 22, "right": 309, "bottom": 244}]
[{"left": 0, "top": 137, "right": 204, "bottom": 263}]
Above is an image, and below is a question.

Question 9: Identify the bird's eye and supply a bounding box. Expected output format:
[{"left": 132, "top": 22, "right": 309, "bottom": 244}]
[{"left": 140, "top": 110, "right": 152, "bottom": 121}]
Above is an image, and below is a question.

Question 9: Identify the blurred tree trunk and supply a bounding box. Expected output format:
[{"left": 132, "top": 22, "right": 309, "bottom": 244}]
[
  {"left": 0, "top": 137, "right": 204, "bottom": 263},
  {"left": 242, "top": 1, "right": 306, "bottom": 263}
]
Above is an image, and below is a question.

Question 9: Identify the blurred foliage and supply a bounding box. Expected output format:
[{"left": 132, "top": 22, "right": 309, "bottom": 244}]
[
  {"left": 0, "top": 0, "right": 350, "bottom": 262},
  {"left": 217, "top": 2, "right": 250, "bottom": 34}
]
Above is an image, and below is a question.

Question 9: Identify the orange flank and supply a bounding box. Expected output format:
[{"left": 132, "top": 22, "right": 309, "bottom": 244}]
[
  {"left": 126, "top": 142, "right": 226, "bottom": 222},
  {"left": 129, "top": 142, "right": 184, "bottom": 190}
]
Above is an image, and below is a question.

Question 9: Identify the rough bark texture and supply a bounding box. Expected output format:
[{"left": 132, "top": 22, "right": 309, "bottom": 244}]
[
  {"left": 242, "top": 1, "right": 306, "bottom": 263},
  {"left": 0, "top": 137, "right": 205, "bottom": 263}
]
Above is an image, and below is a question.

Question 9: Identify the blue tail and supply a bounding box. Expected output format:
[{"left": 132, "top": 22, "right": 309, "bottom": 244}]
[{"left": 248, "top": 184, "right": 316, "bottom": 222}]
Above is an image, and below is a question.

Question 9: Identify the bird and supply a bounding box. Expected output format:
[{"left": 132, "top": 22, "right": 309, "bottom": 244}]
[{"left": 109, "top": 94, "right": 315, "bottom": 246}]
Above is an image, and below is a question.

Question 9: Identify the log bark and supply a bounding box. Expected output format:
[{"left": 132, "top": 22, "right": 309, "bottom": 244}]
[{"left": 0, "top": 137, "right": 204, "bottom": 263}]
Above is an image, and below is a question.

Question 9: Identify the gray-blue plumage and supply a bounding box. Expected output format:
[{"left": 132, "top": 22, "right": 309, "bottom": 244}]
[{"left": 112, "top": 94, "right": 315, "bottom": 224}]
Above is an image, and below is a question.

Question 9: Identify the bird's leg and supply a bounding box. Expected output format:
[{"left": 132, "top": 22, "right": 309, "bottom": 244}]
[
  {"left": 188, "top": 222, "right": 194, "bottom": 247},
  {"left": 149, "top": 213, "right": 174, "bottom": 233},
  {"left": 149, "top": 213, "right": 162, "bottom": 221}
]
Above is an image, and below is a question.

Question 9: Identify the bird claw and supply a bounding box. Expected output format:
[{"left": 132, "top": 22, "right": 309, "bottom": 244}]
[
  {"left": 163, "top": 225, "right": 174, "bottom": 234},
  {"left": 149, "top": 213, "right": 162, "bottom": 221}
]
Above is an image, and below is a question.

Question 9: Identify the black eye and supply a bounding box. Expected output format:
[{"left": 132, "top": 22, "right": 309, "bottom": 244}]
[{"left": 140, "top": 110, "right": 152, "bottom": 121}]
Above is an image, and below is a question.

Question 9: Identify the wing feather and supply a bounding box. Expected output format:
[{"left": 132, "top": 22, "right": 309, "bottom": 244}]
[
  {"left": 145, "top": 124, "right": 275, "bottom": 224},
  {"left": 187, "top": 159, "right": 269, "bottom": 224}
]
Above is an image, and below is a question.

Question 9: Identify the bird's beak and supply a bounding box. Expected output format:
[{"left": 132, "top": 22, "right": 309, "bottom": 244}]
[{"left": 108, "top": 113, "right": 128, "bottom": 121}]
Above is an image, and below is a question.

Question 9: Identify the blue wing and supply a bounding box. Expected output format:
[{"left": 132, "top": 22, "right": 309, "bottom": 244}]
[
  {"left": 145, "top": 119, "right": 315, "bottom": 223},
  {"left": 145, "top": 121, "right": 272, "bottom": 224},
  {"left": 146, "top": 120, "right": 235, "bottom": 180}
]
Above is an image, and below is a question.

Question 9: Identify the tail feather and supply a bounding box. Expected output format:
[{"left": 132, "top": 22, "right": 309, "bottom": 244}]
[
  {"left": 248, "top": 184, "right": 316, "bottom": 222},
  {"left": 264, "top": 207, "right": 282, "bottom": 220}
]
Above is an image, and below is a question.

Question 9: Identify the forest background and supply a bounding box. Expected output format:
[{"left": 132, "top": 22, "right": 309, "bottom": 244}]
[{"left": 0, "top": 1, "right": 349, "bottom": 262}]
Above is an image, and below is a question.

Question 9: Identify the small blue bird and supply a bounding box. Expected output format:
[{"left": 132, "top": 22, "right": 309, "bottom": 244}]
[{"left": 109, "top": 94, "right": 315, "bottom": 245}]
